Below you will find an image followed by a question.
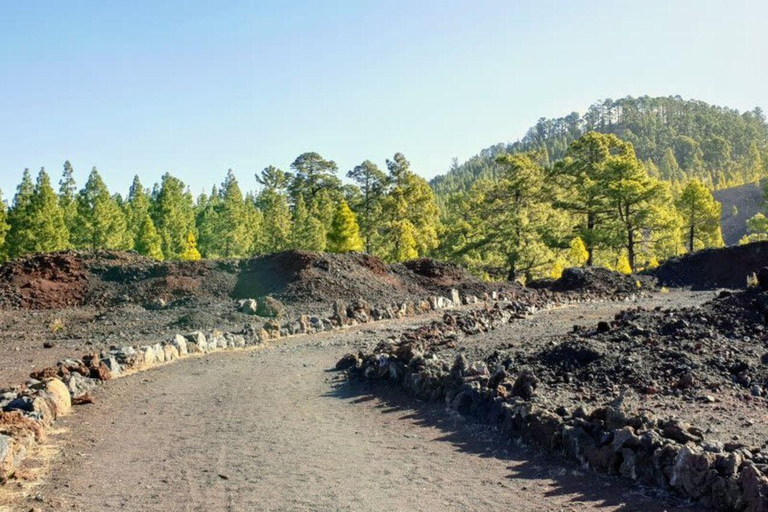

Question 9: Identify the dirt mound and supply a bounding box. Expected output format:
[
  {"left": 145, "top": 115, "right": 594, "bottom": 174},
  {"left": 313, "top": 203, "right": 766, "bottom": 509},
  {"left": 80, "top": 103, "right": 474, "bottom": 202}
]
[
  {"left": 0, "top": 250, "right": 511, "bottom": 313},
  {"left": 520, "top": 287, "right": 768, "bottom": 399},
  {"left": 0, "top": 252, "right": 90, "bottom": 309},
  {"left": 529, "top": 267, "right": 655, "bottom": 295},
  {"left": 397, "top": 258, "right": 500, "bottom": 298},
  {"left": 233, "top": 251, "right": 418, "bottom": 311},
  {"left": 0, "top": 251, "right": 238, "bottom": 310},
  {"left": 652, "top": 241, "right": 768, "bottom": 289}
]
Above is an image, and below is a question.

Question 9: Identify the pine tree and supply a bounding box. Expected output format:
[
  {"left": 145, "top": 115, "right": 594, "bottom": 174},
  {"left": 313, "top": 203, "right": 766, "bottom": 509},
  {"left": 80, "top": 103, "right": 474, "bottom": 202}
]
[
  {"left": 289, "top": 196, "right": 325, "bottom": 251},
  {"left": 218, "top": 170, "right": 251, "bottom": 258},
  {"left": 6, "top": 169, "right": 36, "bottom": 258},
  {"left": 553, "top": 132, "right": 634, "bottom": 266},
  {"left": 58, "top": 160, "right": 78, "bottom": 238},
  {"left": 179, "top": 232, "right": 201, "bottom": 261},
  {"left": 327, "top": 200, "right": 363, "bottom": 253},
  {"left": 568, "top": 237, "right": 589, "bottom": 267},
  {"left": 244, "top": 194, "right": 265, "bottom": 255},
  {"left": 194, "top": 188, "right": 221, "bottom": 258},
  {"left": 616, "top": 252, "right": 632, "bottom": 275},
  {"left": 0, "top": 190, "right": 9, "bottom": 261},
  {"left": 549, "top": 260, "right": 564, "bottom": 279},
  {"left": 676, "top": 179, "right": 723, "bottom": 252},
  {"left": 289, "top": 152, "right": 342, "bottom": 205},
  {"left": 134, "top": 214, "right": 164, "bottom": 260},
  {"left": 659, "top": 148, "right": 683, "bottom": 182},
  {"left": 739, "top": 213, "right": 768, "bottom": 244},
  {"left": 604, "top": 152, "right": 679, "bottom": 270},
  {"left": 152, "top": 173, "right": 196, "bottom": 259},
  {"left": 379, "top": 153, "right": 440, "bottom": 261},
  {"left": 74, "top": 168, "right": 130, "bottom": 250},
  {"left": 347, "top": 160, "right": 387, "bottom": 253},
  {"left": 390, "top": 219, "right": 418, "bottom": 261},
  {"left": 126, "top": 176, "right": 152, "bottom": 249},
  {"left": 445, "top": 152, "right": 564, "bottom": 280},
  {"left": 254, "top": 167, "right": 292, "bottom": 253},
  {"left": 28, "top": 168, "right": 69, "bottom": 253}
]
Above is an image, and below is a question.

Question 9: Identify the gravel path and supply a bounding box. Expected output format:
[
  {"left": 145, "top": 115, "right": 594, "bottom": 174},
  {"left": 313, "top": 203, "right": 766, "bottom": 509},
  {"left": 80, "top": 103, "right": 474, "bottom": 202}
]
[{"left": 20, "top": 294, "right": 712, "bottom": 512}]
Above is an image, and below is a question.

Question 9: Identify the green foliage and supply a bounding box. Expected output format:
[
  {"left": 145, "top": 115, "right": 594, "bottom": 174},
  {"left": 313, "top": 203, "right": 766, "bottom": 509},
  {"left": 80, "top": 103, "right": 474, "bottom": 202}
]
[
  {"left": 603, "top": 149, "right": 681, "bottom": 270},
  {"left": 73, "top": 168, "right": 130, "bottom": 250},
  {"left": 616, "top": 252, "right": 632, "bottom": 275},
  {"left": 179, "top": 231, "right": 201, "bottom": 261},
  {"left": 289, "top": 152, "right": 342, "bottom": 206},
  {"left": 432, "top": 96, "right": 768, "bottom": 199},
  {"left": 441, "top": 152, "right": 561, "bottom": 280},
  {"left": 6, "top": 169, "right": 36, "bottom": 258},
  {"left": 0, "top": 190, "right": 9, "bottom": 261},
  {"left": 347, "top": 160, "right": 387, "bottom": 253},
  {"left": 553, "top": 132, "right": 634, "bottom": 265},
  {"left": 255, "top": 167, "right": 292, "bottom": 253},
  {"left": 676, "top": 179, "right": 723, "bottom": 252},
  {"left": 217, "top": 170, "right": 252, "bottom": 258},
  {"left": 28, "top": 168, "right": 69, "bottom": 253},
  {"left": 378, "top": 153, "right": 441, "bottom": 262},
  {"left": 152, "top": 173, "right": 196, "bottom": 259},
  {"left": 134, "top": 214, "right": 164, "bottom": 260},
  {"left": 739, "top": 213, "right": 768, "bottom": 244},
  {"left": 327, "top": 200, "right": 363, "bottom": 253},
  {"left": 289, "top": 196, "right": 325, "bottom": 252},
  {"left": 126, "top": 176, "right": 152, "bottom": 249},
  {"left": 58, "top": 161, "right": 78, "bottom": 237},
  {"left": 568, "top": 237, "right": 589, "bottom": 266}
]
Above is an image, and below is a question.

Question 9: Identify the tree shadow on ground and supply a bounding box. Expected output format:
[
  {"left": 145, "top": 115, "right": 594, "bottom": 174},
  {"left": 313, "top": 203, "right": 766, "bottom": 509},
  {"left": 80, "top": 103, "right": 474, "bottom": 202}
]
[{"left": 327, "top": 375, "right": 705, "bottom": 512}]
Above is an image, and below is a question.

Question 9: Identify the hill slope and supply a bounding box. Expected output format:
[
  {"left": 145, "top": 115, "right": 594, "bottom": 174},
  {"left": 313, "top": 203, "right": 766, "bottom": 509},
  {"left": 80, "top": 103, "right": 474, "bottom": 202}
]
[
  {"left": 431, "top": 96, "right": 768, "bottom": 199},
  {"left": 713, "top": 180, "right": 765, "bottom": 245}
]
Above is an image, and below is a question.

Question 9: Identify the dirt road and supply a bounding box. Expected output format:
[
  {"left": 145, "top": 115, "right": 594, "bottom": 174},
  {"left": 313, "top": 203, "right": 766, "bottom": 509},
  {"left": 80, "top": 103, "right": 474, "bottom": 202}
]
[{"left": 22, "top": 293, "right": 711, "bottom": 512}]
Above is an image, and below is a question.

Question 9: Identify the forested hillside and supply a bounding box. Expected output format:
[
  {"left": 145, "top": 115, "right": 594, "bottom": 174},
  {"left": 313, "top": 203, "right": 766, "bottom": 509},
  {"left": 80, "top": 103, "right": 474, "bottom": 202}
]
[
  {"left": 0, "top": 153, "right": 440, "bottom": 265},
  {"left": 431, "top": 96, "right": 768, "bottom": 199}
]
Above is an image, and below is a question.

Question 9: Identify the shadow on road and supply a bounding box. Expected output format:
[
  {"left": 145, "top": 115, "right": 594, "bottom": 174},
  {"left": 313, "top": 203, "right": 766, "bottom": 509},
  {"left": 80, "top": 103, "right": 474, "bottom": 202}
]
[{"left": 327, "top": 375, "right": 703, "bottom": 512}]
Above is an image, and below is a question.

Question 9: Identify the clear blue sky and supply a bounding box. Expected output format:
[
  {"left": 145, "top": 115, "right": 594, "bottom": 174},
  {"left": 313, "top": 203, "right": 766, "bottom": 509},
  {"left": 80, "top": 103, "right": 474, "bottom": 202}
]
[{"left": 1, "top": 0, "right": 766, "bottom": 198}]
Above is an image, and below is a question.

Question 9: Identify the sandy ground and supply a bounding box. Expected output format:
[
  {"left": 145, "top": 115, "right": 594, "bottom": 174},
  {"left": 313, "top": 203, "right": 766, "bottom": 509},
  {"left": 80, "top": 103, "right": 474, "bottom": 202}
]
[{"left": 6, "top": 294, "right": 717, "bottom": 512}]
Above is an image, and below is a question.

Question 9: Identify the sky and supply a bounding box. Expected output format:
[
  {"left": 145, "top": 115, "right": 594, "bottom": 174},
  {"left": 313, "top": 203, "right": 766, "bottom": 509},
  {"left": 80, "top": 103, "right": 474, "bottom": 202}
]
[{"left": 0, "top": 0, "right": 766, "bottom": 198}]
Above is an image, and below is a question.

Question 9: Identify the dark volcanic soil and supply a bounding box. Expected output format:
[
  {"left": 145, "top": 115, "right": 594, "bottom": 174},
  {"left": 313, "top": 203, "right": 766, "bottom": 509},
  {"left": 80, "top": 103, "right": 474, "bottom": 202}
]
[
  {"left": 652, "top": 241, "right": 768, "bottom": 289},
  {"left": 0, "top": 250, "right": 517, "bottom": 313}
]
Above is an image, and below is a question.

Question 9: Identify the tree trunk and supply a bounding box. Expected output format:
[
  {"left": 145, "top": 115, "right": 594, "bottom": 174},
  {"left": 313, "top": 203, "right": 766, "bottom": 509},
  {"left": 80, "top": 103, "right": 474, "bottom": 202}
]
[
  {"left": 586, "top": 213, "right": 595, "bottom": 266},
  {"left": 626, "top": 205, "right": 634, "bottom": 271},
  {"left": 689, "top": 225, "right": 695, "bottom": 253},
  {"left": 507, "top": 257, "right": 516, "bottom": 282}
]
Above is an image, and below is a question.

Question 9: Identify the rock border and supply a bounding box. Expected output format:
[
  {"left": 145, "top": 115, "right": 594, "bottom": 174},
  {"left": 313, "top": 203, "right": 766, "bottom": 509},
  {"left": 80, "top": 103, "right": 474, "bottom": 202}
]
[{"left": 342, "top": 303, "right": 768, "bottom": 512}]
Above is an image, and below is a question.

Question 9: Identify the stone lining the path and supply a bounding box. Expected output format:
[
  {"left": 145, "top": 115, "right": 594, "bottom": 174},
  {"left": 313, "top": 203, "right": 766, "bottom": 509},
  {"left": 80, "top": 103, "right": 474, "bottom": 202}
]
[{"left": 342, "top": 304, "right": 768, "bottom": 512}]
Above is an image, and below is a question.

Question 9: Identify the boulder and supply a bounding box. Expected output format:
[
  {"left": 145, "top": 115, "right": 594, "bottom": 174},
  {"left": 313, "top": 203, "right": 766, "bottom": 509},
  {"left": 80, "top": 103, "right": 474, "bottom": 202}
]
[
  {"left": 172, "top": 334, "right": 188, "bottom": 356},
  {"left": 152, "top": 343, "right": 166, "bottom": 363},
  {"left": 450, "top": 289, "right": 461, "bottom": 305},
  {"left": 225, "top": 333, "right": 246, "bottom": 348},
  {"left": 0, "top": 434, "right": 23, "bottom": 481},
  {"left": 184, "top": 331, "right": 208, "bottom": 353},
  {"left": 100, "top": 356, "right": 122, "bottom": 377},
  {"left": 757, "top": 267, "right": 768, "bottom": 291},
  {"left": 64, "top": 372, "right": 96, "bottom": 398},
  {"left": 111, "top": 346, "right": 140, "bottom": 368},
  {"left": 140, "top": 346, "right": 157, "bottom": 366},
  {"left": 239, "top": 299, "right": 259, "bottom": 315},
  {"left": 163, "top": 344, "right": 179, "bottom": 362},
  {"left": 257, "top": 296, "right": 286, "bottom": 318},
  {"left": 210, "top": 331, "right": 228, "bottom": 349},
  {"left": 41, "top": 379, "right": 71, "bottom": 416}
]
